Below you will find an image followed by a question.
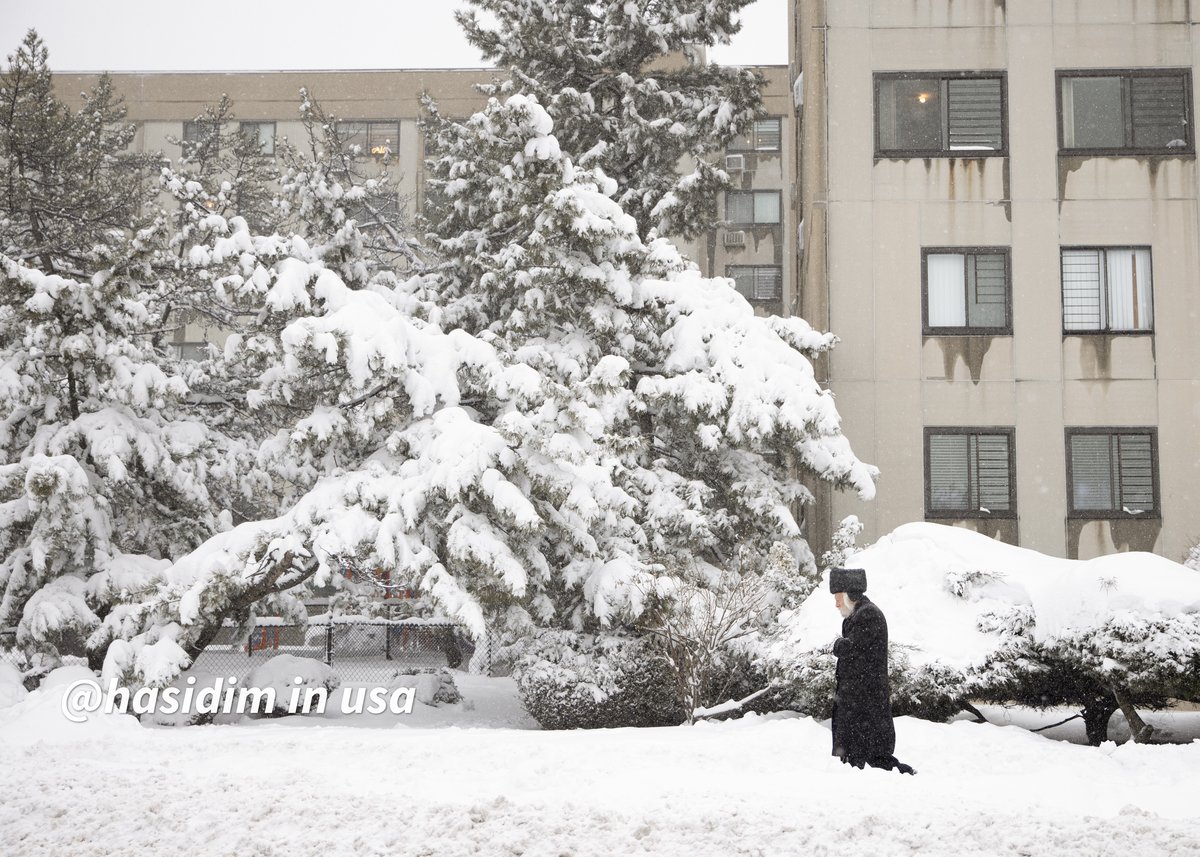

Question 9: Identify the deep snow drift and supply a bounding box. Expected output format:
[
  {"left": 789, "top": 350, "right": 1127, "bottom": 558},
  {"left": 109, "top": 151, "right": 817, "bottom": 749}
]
[{"left": 2, "top": 671, "right": 1198, "bottom": 857}]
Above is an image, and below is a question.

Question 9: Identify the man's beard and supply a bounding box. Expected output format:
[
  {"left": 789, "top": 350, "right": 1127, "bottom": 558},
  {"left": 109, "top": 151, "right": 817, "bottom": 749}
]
[{"left": 838, "top": 599, "right": 855, "bottom": 618}]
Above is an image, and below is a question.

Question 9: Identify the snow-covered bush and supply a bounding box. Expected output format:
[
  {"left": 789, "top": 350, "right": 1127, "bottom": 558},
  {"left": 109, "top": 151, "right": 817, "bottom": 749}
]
[
  {"left": 637, "top": 563, "right": 774, "bottom": 722},
  {"left": 422, "top": 668, "right": 462, "bottom": 705},
  {"left": 388, "top": 668, "right": 461, "bottom": 706},
  {"left": 820, "top": 515, "right": 864, "bottom": 570},
  {"left": 1185, "top": 541, "right": 1200, "bottom": 572},
  {"left": 762, "top": 645, "right": 968, "bottom": 723},
  {"left": 768, "top": 524, "right": 1200, "bottom": 744},
  {"left": 514, "top": 631, "right": 683, "bottom": 729},
  {"left": 245, "top": 654, "right": 340, "bottom": 717}
]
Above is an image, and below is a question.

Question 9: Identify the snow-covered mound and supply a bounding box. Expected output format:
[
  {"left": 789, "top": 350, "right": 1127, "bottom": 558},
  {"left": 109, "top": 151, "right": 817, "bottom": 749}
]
[
  {"left": 0, "top": 663, "right": 27, "bottom": 709},
  {"left": 0, "top": 666, "right": 141, "bottom": 746},
  {"left": 245, "top": 654, "right": 340, "bottom": 715},
  {"left": 774, "top": 523, "right": 1200, "bottom": 672}
]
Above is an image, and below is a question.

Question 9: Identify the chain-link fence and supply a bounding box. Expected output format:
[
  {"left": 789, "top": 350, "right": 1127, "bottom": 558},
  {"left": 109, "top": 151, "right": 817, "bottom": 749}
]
[
  {"left": 0, "top": 628, "right": 21, "bottom": 672},
  {"left": 191, "top": 617, "right": 489, "bottom": 683}
]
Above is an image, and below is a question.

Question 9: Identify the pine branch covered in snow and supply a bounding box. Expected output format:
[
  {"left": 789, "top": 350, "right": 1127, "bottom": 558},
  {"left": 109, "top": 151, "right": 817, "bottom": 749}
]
[{"left": 452, "top": 0, "right": 765, "bottom": 241}]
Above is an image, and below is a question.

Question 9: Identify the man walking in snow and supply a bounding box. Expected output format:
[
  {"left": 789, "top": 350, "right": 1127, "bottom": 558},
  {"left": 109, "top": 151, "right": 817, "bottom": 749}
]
[{"left": 829, "top": 567, "right": 916, "bottom": 775}]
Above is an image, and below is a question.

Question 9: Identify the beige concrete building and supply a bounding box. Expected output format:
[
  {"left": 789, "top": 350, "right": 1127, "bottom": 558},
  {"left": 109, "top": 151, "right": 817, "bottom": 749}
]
[{"left": 792, "top": 0, "right": 1200, "bottom": 560}]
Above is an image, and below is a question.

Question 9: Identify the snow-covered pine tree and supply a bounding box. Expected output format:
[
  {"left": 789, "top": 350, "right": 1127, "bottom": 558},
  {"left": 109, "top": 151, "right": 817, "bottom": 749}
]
[
  {"left": 108, "top": 92, "right": 874, "bottom": 688},
  {"left": 0, "top": 245, "right": 250, "bottom": 671},
  {"left": 0, "top": 30, "right": 159, "bottom": 275},
  {"left": 967, "top": 610, "right": 1200, "bottom": 745},
  {"left": 165, "top": 94, "right": 279, "bottom": 234},
  {"left": 424, "top": 93, "right": 875, "bottom": 626},
  {"left": 0, "top": 32, "right": 251, "bottom": 671},
  {"left": 453, "top": 0, "right": 763, "bottom": 241},
  {"left": 275, "top": 89, "right": 423, "bottom": 286}
]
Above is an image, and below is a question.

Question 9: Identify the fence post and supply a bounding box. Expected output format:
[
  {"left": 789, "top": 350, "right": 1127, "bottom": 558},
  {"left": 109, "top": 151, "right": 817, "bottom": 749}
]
[
  {"left": 384, "top": 605, "right": 392, "bottom": 661},
  {"left": 325, "top": 620, "right": 333, "bottom": 667}
]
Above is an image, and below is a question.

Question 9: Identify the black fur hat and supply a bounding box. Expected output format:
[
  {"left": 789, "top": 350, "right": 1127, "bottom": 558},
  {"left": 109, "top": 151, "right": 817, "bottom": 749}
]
[{"left": 828, "top": 567, "right": 867, "bottom": 595}]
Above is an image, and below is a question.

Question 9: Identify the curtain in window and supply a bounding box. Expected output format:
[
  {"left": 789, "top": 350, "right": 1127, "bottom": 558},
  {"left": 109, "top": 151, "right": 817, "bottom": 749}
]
[
  {"left": 1105, "top": 249, "right": 1153, "bottom": 330},
  {"left": 927, "top": 253, "right": 966, "bottom": 327}
]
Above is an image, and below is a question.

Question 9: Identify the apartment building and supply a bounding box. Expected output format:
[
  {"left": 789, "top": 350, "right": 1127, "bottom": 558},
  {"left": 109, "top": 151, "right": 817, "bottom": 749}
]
[{"left": 792, "top": 0, "right": 1200, "bottom": 560}]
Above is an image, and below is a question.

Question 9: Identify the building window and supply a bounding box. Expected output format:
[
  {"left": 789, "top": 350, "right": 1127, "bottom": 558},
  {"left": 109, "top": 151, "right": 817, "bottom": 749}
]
[
  {"left": 173, "top": 342, "right": 210, "bottom": 361},
  {"left": 727, "top": 265, "right": 782, "bottom": 302},
  {"left": 923, "top": 248, "right": 1010, "bottom": 334},
  {"left": 1061, "top": 247, "right": 1153, "bottom": 332},
  {"left": 925, "top": 428, "right": 1016, "bottom": 518},
  {"left": 728, "top": 118, "right": 782, "bottom": 152},
  {"left": 1066, "top": 429, "right": 1158, "bottom": 517},
  {"left": 181, "top": 120, "right": 219, "bottom": 156},
  {"left": 238, "top": 121, "right": 276, "bottom": 155},
  {"left": 876, "top": 73, "right": 1005, "bottom": 156},
  {"left": 1059, "top": 70, "right": 1192, "bottom": 154},
  {"left": 725, "top": 190, "right": 781, "bottom": 225},
  {"left": 338, "top": 121, "right": 400, "bottom": 159}
]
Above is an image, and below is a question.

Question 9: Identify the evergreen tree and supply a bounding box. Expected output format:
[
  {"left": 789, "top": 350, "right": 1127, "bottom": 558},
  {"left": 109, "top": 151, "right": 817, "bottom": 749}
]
[
  {"left": 0, "top": 32, "right": 251, "bottom": 670},
  {"left": 451, "top": 0, "right": 764, "bottom": 242},
  {"left": 276, "top": 89, "right": 423, "bottom": 285},
  {"left": 0, "top": 30, "right": 158, "bottom": 276},
  {"left": 109, "top": 93, "right": 874, "bottom": 687}
]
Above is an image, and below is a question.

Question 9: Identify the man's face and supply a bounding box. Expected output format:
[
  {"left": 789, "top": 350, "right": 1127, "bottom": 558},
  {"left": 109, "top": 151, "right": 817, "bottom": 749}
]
[{"left": 834, "top": 592, "right": 854, "bottom": 618}]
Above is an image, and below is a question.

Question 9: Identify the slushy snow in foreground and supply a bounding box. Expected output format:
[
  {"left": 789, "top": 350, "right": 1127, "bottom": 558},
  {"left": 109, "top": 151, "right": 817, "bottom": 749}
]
[{"left": 2, "top": 670, "right": 1198, "bottom": 857}]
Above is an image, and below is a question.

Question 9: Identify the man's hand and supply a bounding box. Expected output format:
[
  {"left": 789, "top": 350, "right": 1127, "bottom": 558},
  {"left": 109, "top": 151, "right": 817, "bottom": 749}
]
[{"left": 832, "top": 637, "right": 848, "bottom": 657}]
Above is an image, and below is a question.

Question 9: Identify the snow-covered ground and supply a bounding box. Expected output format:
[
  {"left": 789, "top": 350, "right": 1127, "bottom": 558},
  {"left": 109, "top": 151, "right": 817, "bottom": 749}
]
[{"left": 2, "top": 670, "right": 1199, "bottom": 857}]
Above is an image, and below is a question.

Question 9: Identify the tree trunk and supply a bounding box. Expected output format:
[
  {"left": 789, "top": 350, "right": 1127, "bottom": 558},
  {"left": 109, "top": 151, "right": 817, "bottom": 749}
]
[
  {"left": 1111, "top": 685, "right": 1156, "bottom": 744},
  {"left": 1082, "top": 695, "right": 1120, "bottom": 746},
  {"left": 960, "top": 701, "right": 989, "bottom": 724}
]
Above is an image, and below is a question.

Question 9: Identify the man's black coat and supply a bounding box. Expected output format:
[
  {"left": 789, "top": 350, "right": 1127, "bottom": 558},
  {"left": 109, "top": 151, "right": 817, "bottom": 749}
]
[{"left": 831, "top": 594, "right": 896, "bottom": 764}]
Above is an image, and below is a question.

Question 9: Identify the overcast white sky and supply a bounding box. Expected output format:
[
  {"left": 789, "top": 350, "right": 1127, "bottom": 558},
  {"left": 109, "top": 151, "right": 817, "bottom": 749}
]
[{"left": 0, "top": 0, "right": 787, "bottom": 71}]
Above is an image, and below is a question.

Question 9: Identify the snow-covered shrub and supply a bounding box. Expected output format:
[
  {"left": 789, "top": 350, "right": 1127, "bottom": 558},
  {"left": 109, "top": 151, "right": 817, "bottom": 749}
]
[
  {"left": 514, "top": 631, "right": 683, "bottom": 729},
  {"left": 771, "top": 523, "right": 1200, "bottom": 744},
  {"left": 1185, "top": 541, "right": 1200, "bottom": 572},
  {"left": 422, "top": 668, "right": 462, "bottom": 705},
  {"left": 245, "top": 654, "right": 340, "bottom": 717},
  {"left": 388, "top": 668, "right": 462, "bottom": 706},
  {"left": 820, "top": 515, "right": 864, "bottom": 571},
  {"left": 140, "top": 669, "right": 227, "bottom": 728},
  {"left": 761, "top": 645, "right": 968, "bottom": 723},
  {"left": 637, "top": 564, "right": 775, "bottom": 722}
]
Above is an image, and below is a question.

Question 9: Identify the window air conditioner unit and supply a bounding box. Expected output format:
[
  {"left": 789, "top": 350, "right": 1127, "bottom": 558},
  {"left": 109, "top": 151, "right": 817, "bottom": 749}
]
[
  {"left": 724, "top": 154, "right": 746, "bottom": 172},
  {"left": 723, "top": 230, "right": 746, "bottom": 247}
]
